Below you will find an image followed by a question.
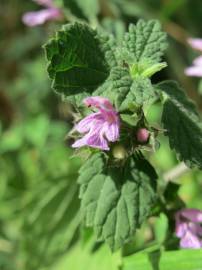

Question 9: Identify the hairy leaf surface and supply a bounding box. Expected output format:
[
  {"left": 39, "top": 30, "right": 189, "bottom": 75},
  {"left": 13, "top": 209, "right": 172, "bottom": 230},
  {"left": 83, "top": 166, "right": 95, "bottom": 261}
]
[
  {"left": 95, "top": 67, "right": 156, "bottom": 111},
  {"left": 123, "top": 20, "right": 167, "bottom": 64},
  {"left": 158, "top": 81, "right": 202, "bottom": 169},
  {"left": 44, "top": 23, "right": 116, "bottom": 105},
  {"left": 78, "top": 153, "right": 157, "bottom": 250}
]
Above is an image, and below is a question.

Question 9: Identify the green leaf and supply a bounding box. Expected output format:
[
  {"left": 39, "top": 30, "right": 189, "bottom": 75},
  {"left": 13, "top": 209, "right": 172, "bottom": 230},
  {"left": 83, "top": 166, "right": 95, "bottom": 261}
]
[
  {"left": 123, "top": 20, "right": 167, "bottom": 64},
  {"left": 123, "top": 249, "right": 202, "bottom": 270},
  {"left": 44, "top": 22, "right": 116, "bottom": 106},
  {"left": 102, "top": 19, "right": 126, "bottom": 45},
  {"left": 158, "top": 81, "right": 202, "bottom": 169},
  {"left": 44, "top": 20, "right": 167, "bottom": 110},
  {"left": 124, "top": 75, "right": 156, "bottom": 108},
  {"left": 129, "top": 61, "right": 167, "bottom": 79},
  {"left": 78, "top": 153, "right": 157, "bottom": 250},
  {"left": 95, "top": 67, "right": 156, "bottom": 111},
  {"left": 141, "top": 62, "right": 167, "bottom": 77}
]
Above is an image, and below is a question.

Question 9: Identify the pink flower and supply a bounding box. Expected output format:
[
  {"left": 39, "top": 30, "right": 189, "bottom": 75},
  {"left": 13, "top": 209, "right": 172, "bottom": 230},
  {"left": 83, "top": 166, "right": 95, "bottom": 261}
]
[
  {"left": 22, "top": 0, "right": 62, "bottom": 27},
  {"left": 185, "top": 38, "right": 202, "bottom": 77},
  {"left": 175, "top": 208, "right": 202, "bottom": 249},
  {"left": 185, "top": 56, "right": 202, "bottom": 77},
  {"left": 188, "top": 38, "right": 202, "bottom": 51},
  {"left": 72, "top": 97, "right": 120, "bottom": 151}
]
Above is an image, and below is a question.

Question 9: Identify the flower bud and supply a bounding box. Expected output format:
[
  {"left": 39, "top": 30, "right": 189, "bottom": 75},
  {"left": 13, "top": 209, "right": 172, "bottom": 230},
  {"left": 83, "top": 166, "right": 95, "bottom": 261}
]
[
  {"left": 112, "top": 144, "right": 127, "bottom": 159},
  {"left": 136, "top": 128, "right": 149, "bottom": 143}
]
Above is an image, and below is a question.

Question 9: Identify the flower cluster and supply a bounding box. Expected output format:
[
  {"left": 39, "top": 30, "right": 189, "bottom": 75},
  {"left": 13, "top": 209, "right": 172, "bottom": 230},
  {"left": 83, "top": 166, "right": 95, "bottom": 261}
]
[
  {"left": 175, "top": 208, "right": 202, "bottom": 249},
  {"left": 22, "top": 0, "right": 62, "bottom": 27},
  {"left": 185, "top": 38, "right": 202, "bottom": 77}
]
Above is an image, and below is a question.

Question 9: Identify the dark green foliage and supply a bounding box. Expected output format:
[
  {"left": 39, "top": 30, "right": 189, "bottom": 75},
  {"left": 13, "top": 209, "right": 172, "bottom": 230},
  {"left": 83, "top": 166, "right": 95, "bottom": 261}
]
[
  {"left": 45, "top": 20, "right": 167, "bottom": 109},
  {"left": 158, "top": 81, "right": 202, "bottom": 169},
  {"left": 44, "top": 23, "right": 116, "bottom": 104},
  {"left": 78, "top": 153, "right": 157, "bottom": 250}
]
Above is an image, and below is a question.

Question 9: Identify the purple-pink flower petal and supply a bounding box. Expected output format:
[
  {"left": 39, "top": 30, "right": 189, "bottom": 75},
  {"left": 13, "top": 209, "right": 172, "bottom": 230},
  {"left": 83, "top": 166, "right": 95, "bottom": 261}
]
[
  {"left": 180, "top": 208, "right": 202, "bottom": 223},
  {"left": 72, "top": 126, "right": 109, "bottom": 150},
  {"left": 175, "top": 212, "right": 188, "bottom": 238},
  {"left": 188, "top": 222, "right": 202, "bottom": 236},
  {"left": 104, "top": 122, "right": 120, "bottom": 142},
  {"left": 22, "top": 8, "right": 61, "bottom": 26},
  {"left": 74, "top": 113, "right": 102, "bottom": 133},
  {"left": 72, "top": 96, "right": 120, "bottom": 151},
  {"left": 185, "top": 65, "right": 202, "bottom": 77},
  {"left": 175, "top": 208, "right": 202, "bottom": 249},
  {"left": 180, "top": 230, "right": 202, "bottom": 249},
  {"left": 185, "top": 38, "right": 202, "bottom": 78},
  {"left": 188, "top": 38, "right": 202, "bottom": 52},
  {"left": 86, "top": 129, "right": 109, "bottom": 150},
  {"left": 193, "top": 56, "right": 202, "bottom": 66},
  {"left": 83, "top": 96, "right": 115, "bottom": 112}
]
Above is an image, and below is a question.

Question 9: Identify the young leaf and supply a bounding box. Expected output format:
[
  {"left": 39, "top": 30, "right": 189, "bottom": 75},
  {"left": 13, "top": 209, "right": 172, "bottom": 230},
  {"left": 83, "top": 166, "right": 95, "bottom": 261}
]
[
  {"left": 158, "top": 80, "right": 202, "bottom": 169},
  {"left": 44, "top": 22, "right": 116, "bottom": 105},
  {"left": 78, "top": 153, "right": 157, "bottom": 250},
  {"left": 95, "top": 67, "right": 156, "bottom": 111},
  {"left": 123, "top": 20, "right": 167, "bottom": 64}
]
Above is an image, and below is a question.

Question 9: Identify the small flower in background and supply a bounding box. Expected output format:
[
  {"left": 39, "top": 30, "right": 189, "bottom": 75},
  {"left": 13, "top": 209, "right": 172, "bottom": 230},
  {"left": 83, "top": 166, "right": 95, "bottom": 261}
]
[
  {"left": 185, "top": 38, "right": 202, "bottom": 77},
  {"left": 175, "top": 208, "right": 202, "bottom": 249},
  {"left": 72, "top": 97, "right": 120, "bottom": 151},
  {"left": 22, "top": 0, "right": 62, "bottom": 27},
  {"left": 187, "top": 38, "right": 202, "bottom": 51}
]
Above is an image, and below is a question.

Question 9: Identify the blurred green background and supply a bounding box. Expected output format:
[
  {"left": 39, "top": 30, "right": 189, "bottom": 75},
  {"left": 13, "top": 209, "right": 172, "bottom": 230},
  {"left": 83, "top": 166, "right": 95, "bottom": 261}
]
[{"left": 0, "top": 0, "right": 202, "bottom": 269}]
